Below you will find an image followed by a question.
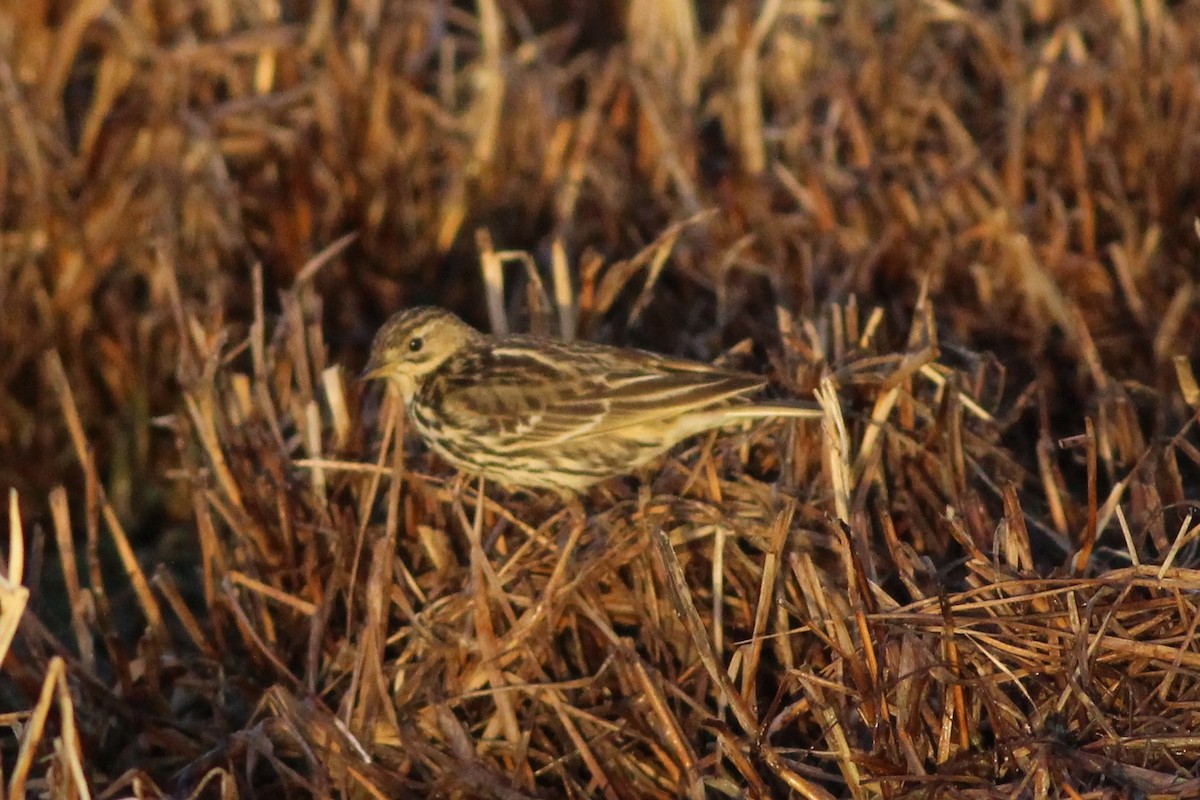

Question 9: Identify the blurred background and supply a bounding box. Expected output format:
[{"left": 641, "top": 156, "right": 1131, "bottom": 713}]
[{"left": 6, "top": 1, "right": 1196, "bottom": 524}]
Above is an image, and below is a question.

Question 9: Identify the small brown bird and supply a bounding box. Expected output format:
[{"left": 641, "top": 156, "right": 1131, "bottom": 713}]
[{"left": 361, "top": 307, "right": 819, "bottom": 493}]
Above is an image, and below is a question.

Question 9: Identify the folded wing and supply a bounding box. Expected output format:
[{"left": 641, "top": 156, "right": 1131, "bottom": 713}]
[{"left": 430, "top": 339, "right": 764, "bottom": 451}]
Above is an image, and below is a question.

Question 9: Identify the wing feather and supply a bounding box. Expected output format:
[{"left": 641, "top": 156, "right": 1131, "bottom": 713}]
[{"left": 427, "top": 337, "right": 764, "bottom": 450}]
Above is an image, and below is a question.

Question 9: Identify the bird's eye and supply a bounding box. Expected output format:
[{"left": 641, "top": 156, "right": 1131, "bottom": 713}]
[{"left": 408, "top": 337, "right": 424, "bottom": 353}]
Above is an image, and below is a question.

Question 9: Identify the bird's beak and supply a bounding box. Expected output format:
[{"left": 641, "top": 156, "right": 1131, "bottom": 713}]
[{"left": 359, "top": 354, "right": 386, "bottom": 382}]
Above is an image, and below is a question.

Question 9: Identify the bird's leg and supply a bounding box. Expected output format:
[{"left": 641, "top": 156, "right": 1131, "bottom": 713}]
[
  {"left": 564, "top": 491, "right": 586, "bottom": 532},
  {"left": 446, "top": 471, "right": 467, "bottom": 532},
  {"left": 448, "top": 473, "right": 487, "bottom": 553},
  {"left": 447, "top": 472, "right": 489, "bottom": 563},
  {"left": 471, "top": 475, "right": 487, "bottom": 550}
]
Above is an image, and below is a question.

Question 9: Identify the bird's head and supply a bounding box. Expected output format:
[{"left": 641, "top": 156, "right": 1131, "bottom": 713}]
[{"left": 361, "top": 307, "right": 479, "bottom": 402}]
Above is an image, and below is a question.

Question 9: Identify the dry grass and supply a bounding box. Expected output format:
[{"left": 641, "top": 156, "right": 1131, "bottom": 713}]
[{"left": 5, "top": 1, "right": 1200, "bottom": 797}]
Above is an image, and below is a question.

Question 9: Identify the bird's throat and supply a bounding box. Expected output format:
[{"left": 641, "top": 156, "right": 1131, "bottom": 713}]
[{"left": 392, "top": 374, "right": 418, "bottom": 405}]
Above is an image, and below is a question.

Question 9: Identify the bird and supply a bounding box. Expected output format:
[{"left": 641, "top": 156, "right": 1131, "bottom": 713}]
[{"left": 360, "top": 306, "right": 820, "bottom": 493}]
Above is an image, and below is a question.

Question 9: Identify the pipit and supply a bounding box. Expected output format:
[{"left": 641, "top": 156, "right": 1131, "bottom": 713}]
[{"left": 361, "top": 306, "right": 819, "bottom": 493}]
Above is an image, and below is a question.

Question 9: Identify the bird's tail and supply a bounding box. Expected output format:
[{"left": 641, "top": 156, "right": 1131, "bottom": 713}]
[
  {"left": 669, "top": 401, "right": 823, "bottom": 441},
  {"left": 722, "top": 401, "right": 823, "bottom": 420}
]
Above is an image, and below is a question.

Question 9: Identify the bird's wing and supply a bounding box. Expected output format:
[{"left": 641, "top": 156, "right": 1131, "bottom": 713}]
[{"left": 430, "top": 341, "right": 764, "bottom": 450}]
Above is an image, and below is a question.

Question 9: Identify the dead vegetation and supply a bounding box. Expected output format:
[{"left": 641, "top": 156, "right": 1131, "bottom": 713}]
[{"left": 4, "top": 1, "right": 1200, "bottom": 797}]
